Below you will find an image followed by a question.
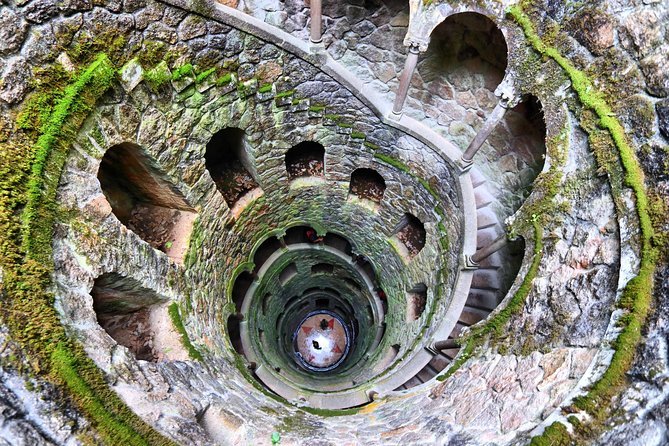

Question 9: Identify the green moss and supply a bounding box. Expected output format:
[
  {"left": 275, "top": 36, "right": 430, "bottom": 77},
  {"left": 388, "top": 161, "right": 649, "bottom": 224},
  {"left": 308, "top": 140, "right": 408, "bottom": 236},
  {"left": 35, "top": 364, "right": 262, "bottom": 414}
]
[
  {"left": 167, "top": 303, "right": 203, "bottom": 361},
  {"left": 216, "top": 73, "right": 233, "bottom": 86},
  {"left": 21, "top": 54, "right": 116, "bottom": 262},
  {"left": 258, "top": 83, "right": 273, "bottom": 94},
  {"left": 323, "top": 113, "right": 341, "bottom": 121},
  {"left": 363, "top": 141, "right": 380, "bottom": 150},
  {"left": 529, "top": 422, "right": 571, "bottom": 446},
  {"left": 275, "top": 89, "right": 296, "bottom": 99},
  {"left": 51, "top": 344, "right": 168, "bottom": 445},
  {"left": 143, "top": 61, "right": 171, "bottom": 91},
  {"left": 171, "top": 63, "right": 194, "bottom": 81},
  {"left": 308, "top": 105, "right": 325, "bottom": 112},
  {"left": 195, "top": 67, "right": 216, "bottom": 84},
  {"left": 373, "top": 153, "right": 410, "bottom": 173},
  {"left": 509, "top": 5, "right": 658, "bottom": 443},
  {"left": 0, "top": 53, "right": 175, "bottom": 445},
  {"left": 350, "top": 131, "right": 366, "bottom": 140}
]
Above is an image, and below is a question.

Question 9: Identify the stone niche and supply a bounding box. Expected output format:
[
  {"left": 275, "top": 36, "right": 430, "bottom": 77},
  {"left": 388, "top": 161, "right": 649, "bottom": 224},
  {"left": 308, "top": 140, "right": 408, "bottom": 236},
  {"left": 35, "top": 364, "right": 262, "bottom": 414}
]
[{"left": 98, "top": 142, "right": 197, "bottom": 263}]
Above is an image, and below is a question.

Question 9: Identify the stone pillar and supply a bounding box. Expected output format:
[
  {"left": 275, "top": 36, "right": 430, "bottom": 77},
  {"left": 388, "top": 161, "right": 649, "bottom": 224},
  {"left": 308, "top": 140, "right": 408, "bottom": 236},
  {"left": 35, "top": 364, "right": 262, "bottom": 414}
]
[
  {"left": 464, "top": 234, "right": 508, "bottom": 269},
  {"left": 392, "top": 44, "right": 421, "bottom": 116},
  {"left": 310, "top": 0, "right": 323, "bottom": 44},
  {"left": 459, "top": 93, "right": 517, "bottom": 171}
]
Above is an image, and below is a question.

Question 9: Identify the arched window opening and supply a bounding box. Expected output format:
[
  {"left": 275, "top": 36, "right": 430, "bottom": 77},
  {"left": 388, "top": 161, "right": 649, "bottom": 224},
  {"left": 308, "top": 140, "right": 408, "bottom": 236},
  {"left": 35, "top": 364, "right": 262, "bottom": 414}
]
[
  {"left": 227, "top": 314, "right": 243, "bottom": 354},
  {"left": 232, "top": 271, "right": 254, "bottom": 313},
  {"left": 205, "top": 127, "right": 260, "bottom": 208},
  {"left": 323, "top": 232, "right": 352, "bottom": 255},
  {"left": 349, "top": 168, "right": 386, "bottom": 203},
  {"left": 285, "top": 141, "right": 325, "bottom": 179},
  {"left": 502, "top": 95, "right": 547, "bottom": 206},
  {"left": 279, "top": 263, "right": 298, "bottom": 286},
  {"left": 423, "top": 13, "right": 508, "bottom": 104},
  {"left": 406, "top": 283, "right": 427, "bottom": 322},
  {"left": 393, "top": 213, "right": 426, "bottom": 259},
  {"left": 253, "top": 237, "right": 283, "bottom": 272},
  {"left": 312, "top": 263, "right": 335, "bottom": 274},
  {"left": 91, "top": 273, "right": 163, "bottom": 362},
  {"left": 98, "top": 142, "right": 196, "bottom": 263}
]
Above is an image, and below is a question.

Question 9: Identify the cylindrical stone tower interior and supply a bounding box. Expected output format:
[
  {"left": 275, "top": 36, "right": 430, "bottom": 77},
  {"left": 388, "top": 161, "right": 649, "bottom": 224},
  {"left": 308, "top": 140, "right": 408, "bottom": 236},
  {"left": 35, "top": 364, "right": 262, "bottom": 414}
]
[{"left": 0, "top": 0, "right": 668, "bottom": 445}]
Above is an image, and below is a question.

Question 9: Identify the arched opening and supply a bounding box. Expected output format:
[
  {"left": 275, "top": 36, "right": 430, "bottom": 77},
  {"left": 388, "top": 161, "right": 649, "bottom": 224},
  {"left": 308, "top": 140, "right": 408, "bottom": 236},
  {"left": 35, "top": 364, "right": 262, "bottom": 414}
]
[
  {"left": 253, "top": 237, "right": 283, "bottom": 273},
  {"left": 278, "top": 263, "right": 298, "bottom": 286},
  {"left": 393, "top": 213, "right": 426, "bottom": 259},
  {"left": 285, "top": 141, "right": 325, "bottom": 179},
  {"left": 497, "top": 95, "right": 547, "bottom": 209},
  {"left": 323, "top": 232, "right": 352, "bottom": 255},
  {"left": 421, "top": 12, "right": 507, "bottom": 102},
  {"left": 312, "top": 263, "right": 335, "bottom": 274},
  {"left": 98, "top": 142, "right": 196, "bottom": 263},
  {"left": 231, "top": 271, "right": 254, "bottom": 313},
  {"left": 349, "top": 168, "right": 386, "bottom": 203},
  {"left": 91, "top": 273, "right": 163, "bottom": 362},
  {"left": 205, "top": 127, "right": 260, "bottom": 208},
  {"left": 227, "top": 314, "right": 243, "bottom": 354},
  {"left": 406, "top": 283, "right": 427, "bottom": 322}
]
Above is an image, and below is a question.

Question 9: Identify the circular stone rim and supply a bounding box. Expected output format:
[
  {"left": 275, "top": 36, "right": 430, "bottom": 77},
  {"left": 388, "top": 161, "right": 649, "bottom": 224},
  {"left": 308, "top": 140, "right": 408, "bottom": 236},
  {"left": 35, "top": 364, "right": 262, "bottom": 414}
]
[{"left": 292, "top": 310, "right": 352, "bottom": 372}]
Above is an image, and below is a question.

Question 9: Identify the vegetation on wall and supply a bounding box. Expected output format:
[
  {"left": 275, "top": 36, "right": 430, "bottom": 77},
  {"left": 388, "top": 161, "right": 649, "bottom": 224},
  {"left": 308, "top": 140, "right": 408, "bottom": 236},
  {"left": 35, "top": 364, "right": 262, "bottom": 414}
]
[
  {"left": 508, "top": 4, "right": 659, "bottom": 443},
  {"left": 0, "top": 53, "right": 175, "bottom": 444}
]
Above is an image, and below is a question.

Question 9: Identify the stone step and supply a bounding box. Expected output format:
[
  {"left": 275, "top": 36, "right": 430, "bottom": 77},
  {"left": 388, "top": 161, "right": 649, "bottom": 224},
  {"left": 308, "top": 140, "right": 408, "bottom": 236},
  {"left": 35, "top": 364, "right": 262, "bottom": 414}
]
[
  {"left": 458, "top": 306, "right": 489, "bottom": 326},
  {"left": 465, "top": 288, "right": 500, "bottom": 310},
  {"left": 440, "top": 348, "right": 461, "bottom": 360},
  {"left": 476, "top": 226, "right": 504, "bottom": 249},
  {"left": 474, "top": 187, "right": 495, "bottom": 208},
  {"left": 477, "top": 207, "right": 499, "bottom": 229},
  {"left": 470, "top": 167, "right": 486, "bottom": 188},
  {"left": 471, "top": 269, "right": 502, "bottom": 290},
  {"left": 429, "top": 354, "right": 451, "bottom": 372}
]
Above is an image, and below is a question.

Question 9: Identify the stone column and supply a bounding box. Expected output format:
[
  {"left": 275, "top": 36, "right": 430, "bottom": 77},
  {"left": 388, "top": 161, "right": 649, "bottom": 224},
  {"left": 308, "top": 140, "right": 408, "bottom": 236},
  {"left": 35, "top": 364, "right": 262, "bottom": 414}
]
[
  {"left": 392, "top": 44, "right": 421, "bottom": 116},
  {"left": 459, "top": 92, "right": 517, "bottom": 171},
  {"left": 310, "top": 0, "right": 323, "bottom": 44},
  {"left": 464, "top": 234, "right": 508, "bottom": 269}
]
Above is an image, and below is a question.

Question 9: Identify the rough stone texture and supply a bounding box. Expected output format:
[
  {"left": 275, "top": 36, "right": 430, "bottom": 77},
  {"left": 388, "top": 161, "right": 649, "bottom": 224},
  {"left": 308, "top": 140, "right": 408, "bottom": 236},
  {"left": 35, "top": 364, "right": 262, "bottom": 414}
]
[{"left": 0, "top": 0, "right": 666, "bottom": 444}]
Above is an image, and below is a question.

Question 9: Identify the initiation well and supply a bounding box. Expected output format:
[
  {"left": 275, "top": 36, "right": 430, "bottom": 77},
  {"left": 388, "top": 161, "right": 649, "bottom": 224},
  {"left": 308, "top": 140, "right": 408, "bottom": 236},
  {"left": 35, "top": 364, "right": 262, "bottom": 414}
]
[{"left": 0, "top": 0, "right": 667, "bottom": 445}]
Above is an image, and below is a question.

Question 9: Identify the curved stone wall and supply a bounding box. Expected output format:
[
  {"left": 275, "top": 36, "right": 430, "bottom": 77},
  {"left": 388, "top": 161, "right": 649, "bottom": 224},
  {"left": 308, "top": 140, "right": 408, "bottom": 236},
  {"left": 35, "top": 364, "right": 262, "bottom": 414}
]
[{"left": 0, "top": 0, "right": 667, "bottom": 444}]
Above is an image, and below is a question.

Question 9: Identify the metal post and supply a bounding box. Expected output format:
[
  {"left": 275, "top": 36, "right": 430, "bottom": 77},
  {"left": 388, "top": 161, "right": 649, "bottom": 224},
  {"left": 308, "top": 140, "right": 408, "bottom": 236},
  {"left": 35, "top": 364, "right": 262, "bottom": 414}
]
[
  {"left": 392, "top": 44, "right": 420, "bottom": 116},
  {"left": 310, "top": 0, "right": 323, "bottom": 44}
]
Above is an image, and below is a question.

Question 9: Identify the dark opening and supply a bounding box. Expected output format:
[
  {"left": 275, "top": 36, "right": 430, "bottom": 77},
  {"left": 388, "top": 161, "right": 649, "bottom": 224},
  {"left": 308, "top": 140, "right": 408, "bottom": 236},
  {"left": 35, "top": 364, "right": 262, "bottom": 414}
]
[
  {"left": 283, "top": 226, "right": 313, "bottom": 245},
  {"left": 395, "top": 213, "right": 426, "bottom": 258},
  {"left": 98, "top": 143, "right": 196, "bottom": 261},
  {"left": 285, "top": 141, "right": 325, "bottom": 179},
  {"left": 312, "top": 263, "right": 335, "bottom": 274},
  {"left": 279, "top": 263, "right": 298, "bottom": 285},
  {"left": 253, "top": 237, "right": 283, "bottom": 272},
  {"left": 349, "top": 168, "right": 386, "bottom": 203},
  {"left": 91, "top": 273, "right": 162, "bottom": 361},
  {"left": 232, "top": 271, "right": 254, "bottom": 313},
  {"left": 406, "top": 283, "right": 428, "bottom": 322},
  {"left": 422, "top": 12, "right": 508, "bottom": 96},
  {"left": 315, "top": 297, "right": 329, "bottom": 308},
  {"left": 227, "top": 314, "right": 243, "bottom": 354},
  {"left": 323, "top": 232, "right": 353, "bottom": 255},
  {"left": 205, "top": 127, "right": 259, "bottom": 208}
]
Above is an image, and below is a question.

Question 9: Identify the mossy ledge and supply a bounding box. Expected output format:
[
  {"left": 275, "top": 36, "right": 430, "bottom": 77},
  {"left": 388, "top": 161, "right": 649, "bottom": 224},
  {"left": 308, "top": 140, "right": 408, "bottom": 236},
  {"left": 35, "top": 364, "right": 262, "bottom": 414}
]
[
  {"left": 508, "top": 5, "right": 658, "bottom": 443},
  {"left": 0, "top": 53, "right": 174, "bottom": 444},
  {"left": 168, "top": 303, "right": 203, "bottom": 361}
]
